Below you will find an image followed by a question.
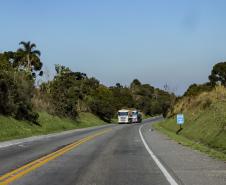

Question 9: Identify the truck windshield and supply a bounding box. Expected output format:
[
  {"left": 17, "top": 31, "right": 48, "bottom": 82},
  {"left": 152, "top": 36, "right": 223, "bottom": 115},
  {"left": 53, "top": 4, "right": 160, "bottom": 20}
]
[
  {"left": 118, "top": 112, "right": 128, "bottom": 116},
  {"left": 132, "top": 112, "right": 138, "bottom": 116}
]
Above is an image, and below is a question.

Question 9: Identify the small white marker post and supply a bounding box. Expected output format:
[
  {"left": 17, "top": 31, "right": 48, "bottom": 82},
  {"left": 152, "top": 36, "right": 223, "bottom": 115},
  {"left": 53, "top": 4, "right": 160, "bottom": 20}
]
[{"left": 176, "top": 114, "right": 184, "bottom": 134}]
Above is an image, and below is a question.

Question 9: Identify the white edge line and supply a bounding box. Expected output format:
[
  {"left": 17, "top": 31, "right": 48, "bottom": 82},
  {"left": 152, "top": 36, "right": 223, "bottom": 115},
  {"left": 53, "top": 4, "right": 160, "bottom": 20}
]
[{"left": 139, "top": 124, "right": 179, "bottom": 185}]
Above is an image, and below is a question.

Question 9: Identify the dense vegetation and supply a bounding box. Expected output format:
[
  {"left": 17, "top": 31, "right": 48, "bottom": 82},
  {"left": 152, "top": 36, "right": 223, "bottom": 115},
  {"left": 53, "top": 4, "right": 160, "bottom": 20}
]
[
  {"left": 0, "top": 42, "right": 42, "bottom": 124},
  {"left": 0, "top": 41, "right": 174, "bottom": 125}
]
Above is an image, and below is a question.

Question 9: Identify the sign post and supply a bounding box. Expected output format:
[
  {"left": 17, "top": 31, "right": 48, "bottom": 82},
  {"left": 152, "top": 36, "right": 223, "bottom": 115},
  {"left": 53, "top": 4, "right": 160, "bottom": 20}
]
[{"left": 176, "top": 114, "right": 184, "bottom": 134}]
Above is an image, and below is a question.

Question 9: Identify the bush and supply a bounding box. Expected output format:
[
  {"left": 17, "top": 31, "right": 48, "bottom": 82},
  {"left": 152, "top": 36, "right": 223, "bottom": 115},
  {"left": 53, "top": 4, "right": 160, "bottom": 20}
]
[
  {"left": 0, "top": 70, "right": 38, "bottom": 123},
  {"left": 15, "top": 102, "right": 39, "bottom": 124},
  {"left": 88, "top": 86, "right": 115, "bottom": 122}
]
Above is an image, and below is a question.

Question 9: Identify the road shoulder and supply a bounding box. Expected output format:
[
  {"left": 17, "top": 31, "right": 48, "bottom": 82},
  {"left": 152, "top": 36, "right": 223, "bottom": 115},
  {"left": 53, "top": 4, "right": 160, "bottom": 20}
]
[{"left": 141, "top": 121, "right": 226, "bottom": 185}]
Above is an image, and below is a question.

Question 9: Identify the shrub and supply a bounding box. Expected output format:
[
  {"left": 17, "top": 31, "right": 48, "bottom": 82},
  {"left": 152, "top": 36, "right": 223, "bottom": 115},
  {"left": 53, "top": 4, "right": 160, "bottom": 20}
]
[
  {"left": 88, "top": 86, "right": 115, "bottom": 122},
  {"left": 0, "top": 70, "right": 39, "bottom": 123}
]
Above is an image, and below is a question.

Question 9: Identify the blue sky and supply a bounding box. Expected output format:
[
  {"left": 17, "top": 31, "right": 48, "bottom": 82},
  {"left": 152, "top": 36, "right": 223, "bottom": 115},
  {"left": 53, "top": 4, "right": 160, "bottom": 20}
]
[{"left": 1, "top": 0, "right": 226, "bottom": 94}]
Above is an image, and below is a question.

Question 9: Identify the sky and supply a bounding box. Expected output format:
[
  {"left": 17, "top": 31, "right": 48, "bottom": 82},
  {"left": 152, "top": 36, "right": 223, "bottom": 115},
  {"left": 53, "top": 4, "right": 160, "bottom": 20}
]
[{"left": 1, "top": 0, "right": 226, "bottom": 94}]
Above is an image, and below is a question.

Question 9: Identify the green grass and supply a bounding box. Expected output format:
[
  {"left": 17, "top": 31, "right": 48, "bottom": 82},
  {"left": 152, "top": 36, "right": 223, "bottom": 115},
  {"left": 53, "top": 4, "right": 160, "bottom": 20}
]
[
  {"left": 0, "top": 112, "right": 107, "bottom": 142},
  {"left": 111, "top": 117, "right": 118, "bottom": 123},
  {"left": 154, "top": 118, "right": 226, "bottom": 161}
]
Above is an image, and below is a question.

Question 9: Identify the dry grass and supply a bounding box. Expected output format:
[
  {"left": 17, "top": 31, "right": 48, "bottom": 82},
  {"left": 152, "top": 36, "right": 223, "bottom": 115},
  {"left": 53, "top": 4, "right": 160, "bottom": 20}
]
[{"left": 169, "top": 85, "right": 226, "bottom": 117}]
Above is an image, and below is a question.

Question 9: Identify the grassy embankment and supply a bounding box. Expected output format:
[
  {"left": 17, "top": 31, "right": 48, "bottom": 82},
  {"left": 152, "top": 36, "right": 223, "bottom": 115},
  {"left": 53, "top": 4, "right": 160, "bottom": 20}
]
[
  {"left": 154, "top": 86, "right": 226, "bottom": 161},
  {"left": 142, "top": 114, "right": 152, "bottom": 119},
  {"left": 0, "top": 112, "right": 107, "bottom": 142}
]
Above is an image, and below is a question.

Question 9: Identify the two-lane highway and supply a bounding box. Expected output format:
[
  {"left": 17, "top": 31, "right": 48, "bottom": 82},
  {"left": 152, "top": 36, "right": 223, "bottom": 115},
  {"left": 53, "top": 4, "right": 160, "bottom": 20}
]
[{"left": 0, "top": 118, "right": 176, "bottom": 185}]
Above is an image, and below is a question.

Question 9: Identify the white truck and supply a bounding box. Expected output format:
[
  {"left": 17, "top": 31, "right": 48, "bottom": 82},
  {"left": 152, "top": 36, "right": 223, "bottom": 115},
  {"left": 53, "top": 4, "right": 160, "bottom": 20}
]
[
  {"left": 118, "top": 109, "right": 130, "bottom": 124},
  {"left": 130, "top": 110, "right": 142, "bottom": 123}
]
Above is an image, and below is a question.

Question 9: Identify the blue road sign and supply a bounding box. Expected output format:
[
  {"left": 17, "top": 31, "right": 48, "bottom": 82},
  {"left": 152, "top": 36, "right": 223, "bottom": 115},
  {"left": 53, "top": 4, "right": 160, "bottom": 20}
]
[{"left": 177, "top": 114, "right": 184, "bottom": 125}]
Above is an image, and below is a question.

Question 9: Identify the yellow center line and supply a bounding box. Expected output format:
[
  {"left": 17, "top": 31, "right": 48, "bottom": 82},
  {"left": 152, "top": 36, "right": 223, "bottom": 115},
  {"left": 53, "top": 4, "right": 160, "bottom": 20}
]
[{"left": 0, "top": 128, "right": 112, "bottom": 185}]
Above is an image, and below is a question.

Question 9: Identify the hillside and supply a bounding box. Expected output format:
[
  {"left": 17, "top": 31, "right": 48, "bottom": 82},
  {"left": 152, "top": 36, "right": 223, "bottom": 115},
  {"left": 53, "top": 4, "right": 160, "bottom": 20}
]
[
  {"left": 155, "top": 86, "right": 226, "bottom": 157},
  {"left": 0, "top": 112, "right": 106, "bottom": 142}
]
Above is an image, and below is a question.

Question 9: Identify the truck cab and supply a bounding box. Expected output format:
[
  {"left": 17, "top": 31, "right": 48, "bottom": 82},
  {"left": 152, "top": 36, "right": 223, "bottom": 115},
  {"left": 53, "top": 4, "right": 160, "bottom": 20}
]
[
  {"left": 132, "top": 110, "right": 139, "bottom": 123},
  {"left": 118, "top": 109, "right": 130, "bottom": 124},
  {"left": 131, "top": 110, "right": 142, "bottom": 123}
]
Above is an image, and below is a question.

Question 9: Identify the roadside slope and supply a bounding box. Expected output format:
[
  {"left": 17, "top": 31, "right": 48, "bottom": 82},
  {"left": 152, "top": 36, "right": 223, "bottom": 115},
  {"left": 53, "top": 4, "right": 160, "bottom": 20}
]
[
  {"left": 155, "top": 86, "right": 226, "bottom": 159},
  {"left": 0, "top": 112, "right": 107, "bottom": 142}
]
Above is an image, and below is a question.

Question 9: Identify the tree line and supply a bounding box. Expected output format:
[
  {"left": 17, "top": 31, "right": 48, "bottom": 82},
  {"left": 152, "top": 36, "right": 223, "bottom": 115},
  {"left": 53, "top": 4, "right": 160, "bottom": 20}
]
[
  {"left": 0, "top": 41, "right": 175, "bottom": 124},
  {"left": 183, "top": 62, "right": 226, "bottom": 97}
]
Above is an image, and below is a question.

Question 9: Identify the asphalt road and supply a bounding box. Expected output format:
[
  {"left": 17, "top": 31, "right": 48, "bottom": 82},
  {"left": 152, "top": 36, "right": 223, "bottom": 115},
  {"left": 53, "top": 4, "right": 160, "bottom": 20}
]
[{"left": 0, "top": 118, "right": 225, "bottom": 185}]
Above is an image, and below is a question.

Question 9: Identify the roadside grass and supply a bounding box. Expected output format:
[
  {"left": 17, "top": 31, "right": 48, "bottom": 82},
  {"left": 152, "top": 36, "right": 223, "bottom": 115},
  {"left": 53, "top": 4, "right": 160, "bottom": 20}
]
[
  {"left": 0, "top": 112, "right": 107, "bottom": 142},
  {"left": 111, "top": 118, "right": 118, "bottom": 123},
  {"left": 154, "top": 120, "right": 226, "bottom": 161}
]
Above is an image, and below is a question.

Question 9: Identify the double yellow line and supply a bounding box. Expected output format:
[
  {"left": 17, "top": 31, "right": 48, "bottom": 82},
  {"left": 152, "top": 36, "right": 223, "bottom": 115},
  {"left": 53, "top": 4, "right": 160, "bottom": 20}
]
[{"left": 0, "top": 128, "right": 112, "bottom": 185}]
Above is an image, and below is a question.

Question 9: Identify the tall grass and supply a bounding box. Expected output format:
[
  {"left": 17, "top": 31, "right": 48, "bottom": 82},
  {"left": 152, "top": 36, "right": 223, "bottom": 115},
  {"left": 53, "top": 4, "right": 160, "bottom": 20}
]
[{"left": 169, "top": 85, "right": 226, "bottom": 116}]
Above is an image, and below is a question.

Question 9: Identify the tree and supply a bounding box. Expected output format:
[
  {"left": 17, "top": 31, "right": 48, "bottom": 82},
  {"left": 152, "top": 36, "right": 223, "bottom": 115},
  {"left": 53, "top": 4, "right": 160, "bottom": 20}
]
[
  {"left": 0, "top": 50, "right": 39, "bottom": 123},
  {"left": 55, "top": 64, "right": 71, "bottom": 75},
  {"left": 130, "top": 79, "right": 141, "bottom": 89},
  {"left": 0, "top": 52, "right": 14, "bottom": 70},
  {"left": 88, "top": 86, "right": 115, "bottom": 122},
  {"left": 115, "top": 83, "right": 122, "bottom": 88},
  {"left": 183, "top": 83, "right": 212, "bottom": 97},
  {"left": 110, "top": 85, "right": 134, "bottom": 110},
  {"left": 16, "top": 41, "right": 43, "bottom": 77},
  {"left": 209, "top": 62, "right": 226, "bottom": 86},
  {"left": 49, "top": 69, "right": 79, "bottom": 118}
]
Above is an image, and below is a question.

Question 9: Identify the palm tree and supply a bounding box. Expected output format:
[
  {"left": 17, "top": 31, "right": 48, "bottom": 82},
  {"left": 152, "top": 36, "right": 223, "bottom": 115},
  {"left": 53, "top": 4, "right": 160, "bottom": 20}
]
[{"left": 17, "top": 41, "right": 43, "bottom": 75}]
